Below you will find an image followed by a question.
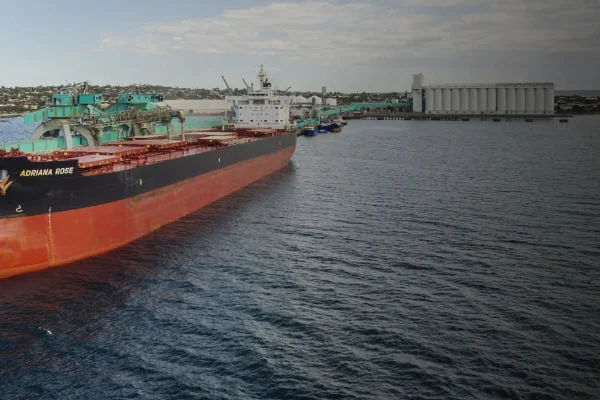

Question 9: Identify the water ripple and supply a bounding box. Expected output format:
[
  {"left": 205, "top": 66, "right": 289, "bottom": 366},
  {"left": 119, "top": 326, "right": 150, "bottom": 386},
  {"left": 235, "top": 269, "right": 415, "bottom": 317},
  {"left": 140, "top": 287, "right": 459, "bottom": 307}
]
[{"left": 2, "top": 118, "right": 600, "bottom": 399}]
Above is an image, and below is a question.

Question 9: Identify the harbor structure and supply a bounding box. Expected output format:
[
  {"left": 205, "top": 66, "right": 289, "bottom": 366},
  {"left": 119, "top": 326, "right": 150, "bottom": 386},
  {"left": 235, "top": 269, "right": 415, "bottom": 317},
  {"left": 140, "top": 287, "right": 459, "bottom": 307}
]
[{"left": 411, "top": 74, "right": 554, "bottom": 115}]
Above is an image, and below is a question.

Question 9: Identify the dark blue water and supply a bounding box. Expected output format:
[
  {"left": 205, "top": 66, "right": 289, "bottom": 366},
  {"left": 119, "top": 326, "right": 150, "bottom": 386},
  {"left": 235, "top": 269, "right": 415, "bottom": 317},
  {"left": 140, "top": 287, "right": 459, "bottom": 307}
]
[{"left": 1, "top": 117, "right": 600, "bottom": 399}]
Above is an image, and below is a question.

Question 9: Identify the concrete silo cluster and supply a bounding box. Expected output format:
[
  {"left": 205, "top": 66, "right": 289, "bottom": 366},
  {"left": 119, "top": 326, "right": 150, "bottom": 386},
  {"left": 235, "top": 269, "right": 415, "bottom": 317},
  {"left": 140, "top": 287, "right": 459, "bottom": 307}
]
[{"left": 411, "top": 74, "right": 554, "bottom": 115}]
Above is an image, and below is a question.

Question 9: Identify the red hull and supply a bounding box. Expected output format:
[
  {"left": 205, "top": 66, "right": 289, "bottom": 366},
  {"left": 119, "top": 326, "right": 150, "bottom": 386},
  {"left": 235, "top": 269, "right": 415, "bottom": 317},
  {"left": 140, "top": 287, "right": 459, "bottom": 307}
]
[{"left": 0, "top": 146, "right": 294, "bottom": 279}]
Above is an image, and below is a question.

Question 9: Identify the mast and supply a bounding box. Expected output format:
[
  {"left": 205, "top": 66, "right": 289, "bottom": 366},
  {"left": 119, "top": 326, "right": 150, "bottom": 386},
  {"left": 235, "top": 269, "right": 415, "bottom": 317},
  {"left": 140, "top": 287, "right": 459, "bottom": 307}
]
[{"left": 258, "top": 64, "right": 266, "bottom": 90}]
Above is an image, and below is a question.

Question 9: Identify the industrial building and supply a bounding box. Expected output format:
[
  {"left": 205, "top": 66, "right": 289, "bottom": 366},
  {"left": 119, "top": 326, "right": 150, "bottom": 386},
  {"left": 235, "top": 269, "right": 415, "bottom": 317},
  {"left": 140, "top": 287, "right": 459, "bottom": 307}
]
[
  {"left": 295, "top": 95, "right": 337, "bottom": 106},
  {"left": 411, "top": 73, "right": 554, "bottom": 115}
]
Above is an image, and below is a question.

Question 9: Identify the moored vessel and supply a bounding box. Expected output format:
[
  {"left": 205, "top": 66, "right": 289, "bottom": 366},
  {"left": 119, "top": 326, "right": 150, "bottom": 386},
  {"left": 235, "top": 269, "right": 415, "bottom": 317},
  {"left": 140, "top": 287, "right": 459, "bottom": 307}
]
[
  {"left": 0, "top": 67, "right": 296, "bottom": 280},
  {"left": 329, "top": 121, "right": 342, "bottom": 132},
  {"left": 302, "top": 126, "right": 316, "bottom": 136},
  {"left": 317, "top": 121, "right": 331, "bottom": 132}
]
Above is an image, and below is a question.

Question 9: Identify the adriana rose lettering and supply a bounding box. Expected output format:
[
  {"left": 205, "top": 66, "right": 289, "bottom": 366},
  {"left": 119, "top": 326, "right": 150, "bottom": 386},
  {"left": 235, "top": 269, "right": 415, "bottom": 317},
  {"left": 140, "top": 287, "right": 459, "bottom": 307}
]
[
  {"left": 55, "top": 167, "right": 74, "bottom": 175},
  {"left": 19, "top": 167, "right": 74, "bottom": 177}
]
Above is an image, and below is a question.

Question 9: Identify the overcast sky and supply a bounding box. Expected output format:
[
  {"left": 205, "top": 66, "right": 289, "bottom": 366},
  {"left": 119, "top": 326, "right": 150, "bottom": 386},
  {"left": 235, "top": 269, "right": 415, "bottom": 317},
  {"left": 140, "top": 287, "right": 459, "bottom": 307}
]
[{"left": 0, "top": 0, "right": 598, "bottom": 91}]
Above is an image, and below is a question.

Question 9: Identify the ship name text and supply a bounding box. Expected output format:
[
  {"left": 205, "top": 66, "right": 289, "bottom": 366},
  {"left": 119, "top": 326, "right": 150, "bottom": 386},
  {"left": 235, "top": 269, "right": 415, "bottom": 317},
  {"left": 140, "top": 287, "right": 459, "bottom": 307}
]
[{"left": 20, "top": 167, "right": 75, "bottom": 177}]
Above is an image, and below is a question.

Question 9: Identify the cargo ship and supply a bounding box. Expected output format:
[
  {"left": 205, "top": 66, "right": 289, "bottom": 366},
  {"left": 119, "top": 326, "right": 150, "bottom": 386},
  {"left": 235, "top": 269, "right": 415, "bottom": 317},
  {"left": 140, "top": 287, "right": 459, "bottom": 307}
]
[{"left": 0, "top": 66, "right": 296, "bottom": 279}]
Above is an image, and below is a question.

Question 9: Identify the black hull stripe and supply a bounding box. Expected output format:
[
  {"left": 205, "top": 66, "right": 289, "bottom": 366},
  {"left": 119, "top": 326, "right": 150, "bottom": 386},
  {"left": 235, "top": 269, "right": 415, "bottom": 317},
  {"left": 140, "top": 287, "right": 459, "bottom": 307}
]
[{"left": 0, "top": 133, "right": 296, "bottom": 217}]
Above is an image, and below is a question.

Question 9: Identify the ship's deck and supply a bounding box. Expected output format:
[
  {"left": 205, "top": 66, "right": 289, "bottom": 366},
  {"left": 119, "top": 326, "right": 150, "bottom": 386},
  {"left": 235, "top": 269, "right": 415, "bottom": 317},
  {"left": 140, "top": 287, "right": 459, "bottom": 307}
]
[{"left": 0, "top": 129, "right": 289, "bottom": 176}]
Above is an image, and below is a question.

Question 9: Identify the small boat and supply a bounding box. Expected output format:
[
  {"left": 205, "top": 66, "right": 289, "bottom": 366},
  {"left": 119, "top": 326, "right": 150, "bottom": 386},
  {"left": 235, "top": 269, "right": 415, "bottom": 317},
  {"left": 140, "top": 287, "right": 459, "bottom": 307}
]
[
  {"left": 525, "top": 118, "right": 533, "bottom": 122},
  {"left": 329, "top": 122, "right": 342, "bottom": 132},
  {"left": 334, "top": 118, "right": 347, "bottom": 126},
  {"left": 317, "top": 121, "right": 331, "bottom": 132},
  {"left": 493, "top": 118, "right": 501, "bottom": 122},
  {"left": 461, "top": 118, "right": 470, "bottom": 121},
  {"left": 302, "top": 126, "right": 316, "bottom": 136},
  {"left": 559, "top": 119, "right": 568, "bottom": 123}
]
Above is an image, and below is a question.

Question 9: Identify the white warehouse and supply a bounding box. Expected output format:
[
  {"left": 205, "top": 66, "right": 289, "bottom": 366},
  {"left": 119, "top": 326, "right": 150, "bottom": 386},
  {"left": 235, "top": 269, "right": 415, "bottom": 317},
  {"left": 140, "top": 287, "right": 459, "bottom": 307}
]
[{"left": 411, "top": 73, "right": 554, "bottom": 115}]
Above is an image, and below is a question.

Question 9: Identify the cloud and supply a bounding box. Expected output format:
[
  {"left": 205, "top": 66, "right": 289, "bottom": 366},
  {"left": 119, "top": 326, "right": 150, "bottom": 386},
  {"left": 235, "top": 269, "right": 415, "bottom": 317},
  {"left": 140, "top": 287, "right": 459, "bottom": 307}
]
[{"left": 100, "top": 0, "right": 600, "bottom": 64}]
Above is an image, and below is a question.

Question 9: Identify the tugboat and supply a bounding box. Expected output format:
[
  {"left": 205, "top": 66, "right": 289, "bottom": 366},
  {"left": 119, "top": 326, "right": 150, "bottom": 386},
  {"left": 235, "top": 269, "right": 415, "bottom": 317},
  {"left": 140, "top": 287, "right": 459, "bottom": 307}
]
[
  {"left": 302, "top": 126, "right": 317, "bottom": 136},
  {"left": 317, "top": 120, "right": 331, "bottom": 132},
  {"left": 329, "top": 121, "right": 342, "bottom": 132}
]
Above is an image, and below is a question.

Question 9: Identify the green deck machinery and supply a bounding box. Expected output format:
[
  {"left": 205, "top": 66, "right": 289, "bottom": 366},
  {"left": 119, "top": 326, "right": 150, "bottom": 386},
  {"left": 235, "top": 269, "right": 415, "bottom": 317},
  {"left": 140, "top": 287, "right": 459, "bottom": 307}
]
[{"left": 23, "top": 82, "right": 186, "bottom": 149}]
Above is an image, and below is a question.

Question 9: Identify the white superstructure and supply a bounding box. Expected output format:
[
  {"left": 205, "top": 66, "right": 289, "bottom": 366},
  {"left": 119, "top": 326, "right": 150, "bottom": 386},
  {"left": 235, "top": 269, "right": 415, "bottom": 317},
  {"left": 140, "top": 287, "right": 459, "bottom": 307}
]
[
  {"left": 411, "top": 73, "right": 555, "bottom": 115},
  {"left": 227, "top": 65, "right": 293, "bottom": 130}
]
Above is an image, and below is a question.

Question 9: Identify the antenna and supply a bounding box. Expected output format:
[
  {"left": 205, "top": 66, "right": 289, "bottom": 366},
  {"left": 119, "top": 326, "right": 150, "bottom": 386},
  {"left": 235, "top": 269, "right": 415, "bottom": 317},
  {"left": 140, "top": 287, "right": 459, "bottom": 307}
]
[{"left": 258, "top": 64, "right": 266, "bottom": 89}]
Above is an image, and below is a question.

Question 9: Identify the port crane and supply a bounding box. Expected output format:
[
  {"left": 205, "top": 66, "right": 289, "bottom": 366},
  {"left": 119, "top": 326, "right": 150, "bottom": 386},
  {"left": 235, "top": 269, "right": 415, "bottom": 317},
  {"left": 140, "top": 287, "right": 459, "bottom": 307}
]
[
  {"left": 221, "top": 75, "right": 232, "bottom": 94},
  {"left": 242, "top": 78, "right": 252, "bottom": 93}
]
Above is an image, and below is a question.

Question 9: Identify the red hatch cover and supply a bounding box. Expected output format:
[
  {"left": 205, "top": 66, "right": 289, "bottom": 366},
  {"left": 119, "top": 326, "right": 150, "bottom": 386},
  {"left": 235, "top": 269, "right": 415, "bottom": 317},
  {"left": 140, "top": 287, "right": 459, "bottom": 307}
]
[
  {"left": 197, "top": 135, "right": 238, "bottom": 141},
  {"left": 81, "top": 146, "right": 147, "bottom": 156},
  {"left": 93, "top": 146, "right": 147, "bottom": 156},
  {"left": 120, "top": 139, "right": 187, "bottom": 150},
  {"left": 53, "top": 145, "right": 147, "bottom": 158},
  {"left": 185, "top": 131, "right": 233, "bottom": 137},
  {"left": 69, "top": 154, "right": 122, "bottom": 169},
  {"left": 124, "top": 134, "right": 167, "bottom": 140}
]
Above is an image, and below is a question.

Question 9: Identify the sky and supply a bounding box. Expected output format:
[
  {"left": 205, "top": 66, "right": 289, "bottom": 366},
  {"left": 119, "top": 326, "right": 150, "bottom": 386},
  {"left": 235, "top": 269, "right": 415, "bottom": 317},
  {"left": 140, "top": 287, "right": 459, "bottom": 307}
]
[{"left": 0, "top": 0, "right": 598, "bottom": 91}]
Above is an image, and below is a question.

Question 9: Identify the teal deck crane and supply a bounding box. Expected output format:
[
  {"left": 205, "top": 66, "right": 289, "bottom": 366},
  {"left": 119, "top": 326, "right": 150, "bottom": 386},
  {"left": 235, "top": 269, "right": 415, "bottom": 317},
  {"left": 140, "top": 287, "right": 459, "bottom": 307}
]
[{"left": 23, "top": 82, "right": 186, "bottom": 149}]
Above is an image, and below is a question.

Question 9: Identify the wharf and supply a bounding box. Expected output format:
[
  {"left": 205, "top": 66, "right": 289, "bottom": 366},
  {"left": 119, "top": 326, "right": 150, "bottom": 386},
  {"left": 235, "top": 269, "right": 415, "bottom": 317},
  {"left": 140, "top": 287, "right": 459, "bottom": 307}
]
[{"left": 347, "top": 112, "right": 572, "bottom": 121}]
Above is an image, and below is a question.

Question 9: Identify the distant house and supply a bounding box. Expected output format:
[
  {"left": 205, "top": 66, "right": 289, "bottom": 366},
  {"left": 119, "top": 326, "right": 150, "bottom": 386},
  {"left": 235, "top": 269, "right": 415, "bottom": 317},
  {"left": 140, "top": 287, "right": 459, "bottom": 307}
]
[
  {"left": 293, "top": 95, "right": 308, "bottom": 104},
  {"left": 308, "top": 95, "right": 322, "bottom": 105},
  {"left": 160, "top": 99, "right": 230, "bottom": 115}
]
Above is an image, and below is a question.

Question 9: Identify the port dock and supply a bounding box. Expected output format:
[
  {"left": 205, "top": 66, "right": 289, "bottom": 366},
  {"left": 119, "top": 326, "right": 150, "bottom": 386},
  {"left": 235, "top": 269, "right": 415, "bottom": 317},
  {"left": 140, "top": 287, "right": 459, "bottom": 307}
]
[
  {"left": 293, "top": 101, "right": 572, "bottom": 130},
  {"left": 348, "top": 111, "right": 572, "bottom": 121}
]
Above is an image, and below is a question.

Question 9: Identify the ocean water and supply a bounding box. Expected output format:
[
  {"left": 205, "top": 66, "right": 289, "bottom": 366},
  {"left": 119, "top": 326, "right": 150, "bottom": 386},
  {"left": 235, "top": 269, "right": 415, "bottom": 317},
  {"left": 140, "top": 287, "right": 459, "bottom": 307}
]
[
  {"left": 0, "top": 117, "right": 31, "bottom": 144},
  {"left": 1, "top": 117, "right": 600, "bottom": 399}
]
